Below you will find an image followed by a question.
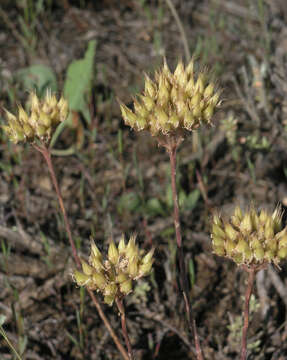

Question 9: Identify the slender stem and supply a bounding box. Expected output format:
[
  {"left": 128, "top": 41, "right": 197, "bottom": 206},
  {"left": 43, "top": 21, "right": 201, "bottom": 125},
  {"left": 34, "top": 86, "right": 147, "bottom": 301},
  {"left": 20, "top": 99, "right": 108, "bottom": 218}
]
[
  {"left": 166, "top": 139, "right": 203, "bottom": 360},
  {"left": 240, "top": 267, "right": 256, "bottom": 360},
  {"left": 33, "top": 143, "right": 129, "bottom": 360},
  {"left": 115, "top": 297, "right": 134, "bottom": 360},
  {"left": 39, "top": 145, "right": 81, "bottom": 268}
]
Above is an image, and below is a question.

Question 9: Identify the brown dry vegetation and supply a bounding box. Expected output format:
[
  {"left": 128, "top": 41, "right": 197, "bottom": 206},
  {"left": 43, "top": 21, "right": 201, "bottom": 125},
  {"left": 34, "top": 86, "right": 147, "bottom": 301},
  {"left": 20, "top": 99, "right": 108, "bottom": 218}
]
[{"left": 1, "top": 0, "right": 287, "bottom": 359}]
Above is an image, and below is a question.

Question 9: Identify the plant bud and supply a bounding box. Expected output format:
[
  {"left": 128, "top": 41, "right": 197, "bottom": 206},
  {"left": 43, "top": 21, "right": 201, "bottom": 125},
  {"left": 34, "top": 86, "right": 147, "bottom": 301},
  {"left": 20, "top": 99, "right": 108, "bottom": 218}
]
[
  {"left": 259, "top": 209, "right": 268, "bottom": 224},
  {"left": 279, "top": 234, "right": 287, "bottom": 248},
  {"left": 233, "top": 253, "right": 243, "bottom": 264},
  {"left": 264, "top": 250, "right": 275, "bottom": 262},
  {"left": 185, "top": 78, "right": 195, "bottom": 95},
  {"left": 108, "top": 241, "right": 119, "bottom": 265},
  {"left": 128, "top": 256, "right": 138, "bottom": 278},
  {"left": 212, "top": 235, "right": 224, "bottom": 247},
  {"left": 35, "top": 124, "right": 47, "bottom": 137},
  {"left": 225, "top": 239, "right": 236, "bottom": 254},
  {"left": 183, "top": 112, "right": 195, "bottom": 130},
  {"left": 212, "top": 223, "right": 225, "bottom": 239},
  {"left": 244, "top": 248, "right": 253, "bottom": 262},
  {"left": 204, "top": 83, "right": 214, "bottom": 98},
  {"left": 240, "top": 212, "right": 253, "bottom": 233},
  {"left": 120, "top": 280, "right": 132, "bottom": 295},
  {"left": 266, "top": 239, "right": 277, "bottom": 252},
  {"left": 92, "top": 272, "right": 107, "bottom": 290},
  {"left": 155, "top": 108, "right": 169, "bottom": 126},
  {"left": 89, "top": 254, "right": 103, "bottom": 272},
  {"left": 203, "top": 105, "right": 214, "bottom": 121},
  {"left": 118, "top": 235, "right": 126, "bottom": 254},
  {"left": 141, "top": 95, "right": 154, "bottom": 112},
  {"left": 104, "top": 283, "right": 117, "bottom": 297},
  {"left": 74, "top": 270, "right": 90, "bottom": 286},
  {"left": 139, "top": 260, "right": 153, "bottom": 276},
  {"left": 18, "top": 106, "right": 29, "bottom": 124},
  {"left": 264, "top": 219, "right": 274, "bottom": 239},
  {"left": 104, "top": 295, "right": 115, "bottom": 306},
  {"left": 23, "top": 123, "right": 34, "bottom": 138},
  {"left": 225, "top": 223, "right": 238, "bottom": 241},
  {"left": 236, "top": 239, "right": 249, "bottom": 253},
  {"left": 169, "top": 114, "right": 180, "bottom": 128},
  {"left": 254, "top": 246, "right": 264, "bottom": 261},
  {"left": 144, "top": 75, "right": 156, "bottom": 98},
  {"left": 210, "top": 92, "right": 220, "bottom": 106},
  {"left": 189, "top": 92, "right": 201, "bottom": 109},
  {"left": 278, "top": 247, "right": 287, "bottom": 259},
  {"left": 142, "top": 248, "right": 155, "bottom": 265},
  {"left": 30, "top": 92, "right": 40, "bottom": 112},
  {"left": 116, "top": 272, "right": 128, "bottom": 283},
  {"left": 82, "top": 260, "right": 93, "bottom": 276},
  {"left": 39, "top": 111, "right": 51, "bottom": 128},
  {"left": 91, "top": 239, "right": 102, "bottom": 260},
  {"left": 174, "top": 61, "right": 185, "bottom": 82},
  {"left": 194, "top": 73, "right": 205, "bottom": 93},
  {"left": 213, "top": 245, "right": 225, "bottom": 256}
]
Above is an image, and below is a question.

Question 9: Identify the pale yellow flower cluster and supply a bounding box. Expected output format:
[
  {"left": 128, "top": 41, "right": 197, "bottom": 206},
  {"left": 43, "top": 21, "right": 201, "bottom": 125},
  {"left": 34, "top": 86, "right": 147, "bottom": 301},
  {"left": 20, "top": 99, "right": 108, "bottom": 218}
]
[
  {"left": 74, "top": 235, "right": 154, "bottom": 305},
  {"left": 120, "top": 59, "right": 221, "bottom": 137},
  {"left": 3, "top": 91, "right": 68, "bottom": 144},
  {"left": 211, "top": 206, "right": 287, "bottom": 266}
]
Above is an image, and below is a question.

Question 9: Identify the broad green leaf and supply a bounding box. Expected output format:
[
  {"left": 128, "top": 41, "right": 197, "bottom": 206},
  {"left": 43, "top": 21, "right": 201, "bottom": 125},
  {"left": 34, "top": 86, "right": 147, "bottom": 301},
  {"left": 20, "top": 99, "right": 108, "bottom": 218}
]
[
  {"left": 64, "top": 40, "right": 96, "bottom": 124},
  {"left": 16, "top": 64, "right": 57, "bottom": 95},
  {"left": 117, "top": 192, "right": 141, "bottom": 214},
  {"left": 184, "top": 189, "right": 201, "bottom": 211},
  {"left": 146, "top": 198, "right": 165, "bottom": 216}
]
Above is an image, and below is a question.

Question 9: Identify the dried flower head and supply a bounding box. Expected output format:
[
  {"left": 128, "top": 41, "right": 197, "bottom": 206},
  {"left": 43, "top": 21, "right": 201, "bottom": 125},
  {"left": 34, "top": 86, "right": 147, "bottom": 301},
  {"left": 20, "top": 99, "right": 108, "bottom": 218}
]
[
  {"left": 120, "top": 59, "right": 221, "bottom": 137},
  {"left": 211, "top": 205, "right": 287, "bottom": 267},
  {"left": 2, "top": 90, "right": 68, "bottom": 144},
  {"left": 73, "top": 235, "right": 154, "bottom": 306}
]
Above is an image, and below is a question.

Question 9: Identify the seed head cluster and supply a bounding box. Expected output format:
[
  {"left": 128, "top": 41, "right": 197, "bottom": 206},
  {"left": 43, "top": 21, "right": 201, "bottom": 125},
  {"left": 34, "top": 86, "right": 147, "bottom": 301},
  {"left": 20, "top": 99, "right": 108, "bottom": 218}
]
[
  {"left": 120, "top": 59, "right": 221, "bottom": 137},
  {"left": 211, "top": 206, "right": 287, "bottom": 266},
  {"left": 73, "top": 235, "right": 154, "bottom": 306},
  {"left": 2, "top": 91, "right": 68, "bottom": 144}
]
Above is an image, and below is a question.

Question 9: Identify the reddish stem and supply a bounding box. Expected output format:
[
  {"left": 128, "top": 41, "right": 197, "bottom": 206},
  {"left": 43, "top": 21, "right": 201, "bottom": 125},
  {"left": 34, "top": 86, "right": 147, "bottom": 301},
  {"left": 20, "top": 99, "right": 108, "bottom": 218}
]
[
  {"left": 165, "top": 137, "right": 204, "bottom": 360},
  {"left": 115, "top": 297, "right": 134, "bottom": 360},
  {"left": 33, "top": 143, "right": 129, "bottom": 360},
  {"left": 240, "top": 267, "right": 256, "bottom": 360}
]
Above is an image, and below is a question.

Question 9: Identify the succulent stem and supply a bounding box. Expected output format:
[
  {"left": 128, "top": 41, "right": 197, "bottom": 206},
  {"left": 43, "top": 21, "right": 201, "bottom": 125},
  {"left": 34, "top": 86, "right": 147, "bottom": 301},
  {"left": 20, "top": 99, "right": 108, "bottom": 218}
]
[
  {"left": 33, "top": 142, "right": 129, "bottom": 360},
  {"left": 115, "top": 297, "right": 134, "bottom": 360}
]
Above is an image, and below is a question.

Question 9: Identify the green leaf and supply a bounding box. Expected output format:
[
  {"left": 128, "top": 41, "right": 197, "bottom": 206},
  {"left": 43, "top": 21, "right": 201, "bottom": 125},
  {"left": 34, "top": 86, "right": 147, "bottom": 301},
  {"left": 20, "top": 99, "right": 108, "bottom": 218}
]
[
  {"left": 64, "top": 40, "right": 96, "bottom": 124},
  {"left": 188, "top": 259, "right": 195, "bottom": 287},
  {"left": 146, "top": 198, "right": 165, "bottom": 216},
  {"left": 117, "top": 192, "right": 142, "bottom": 214},
  {"left": 184, "top": 189, "right": 201, "bottom": 211},
  {"left": 16, "top": 64, "right": 57, "bottom": 95}
]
